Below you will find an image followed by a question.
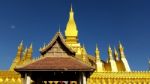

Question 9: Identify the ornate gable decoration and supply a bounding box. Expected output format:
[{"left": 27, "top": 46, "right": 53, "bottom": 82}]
[{"left": 40, "top": 32, "right": 75, "bottom": 56}]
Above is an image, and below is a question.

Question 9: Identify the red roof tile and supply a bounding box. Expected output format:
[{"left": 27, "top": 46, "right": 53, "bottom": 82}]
[{"left": 15, "top": 56, "right": 94, "bottom": 71}]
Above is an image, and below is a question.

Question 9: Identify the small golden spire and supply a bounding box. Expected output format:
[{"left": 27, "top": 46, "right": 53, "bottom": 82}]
[
  {"left": 114, "top": 47, "right": 119, "bottom": 60},
  {"left": 26, "top": 43, "right": 33, "bottom": 61},
  {"left": 108, "top": 45, "right": 113, "bottom": 60},
  {"left": 81, "top": 45, "right": 87, "bottom": 62},
  {"left": 95, "top": 44, "right": 100, "bottom": 61},
  {"left": 118, "top": 42, "right": 125, "bottom": 58},
  {"left": 27, "top": 43, "right": 33, "bottom": 54},
  {"left": 108, "top": 45, "right": 118, "bottom": 72},
  {"left": 20, "top": 40, "right": 23, "bottom": 46},
  {"left": 118, "top": 42, "right": 131, "bottom": 71},
  {"left": 22, "top": 47, "right": 28, "bottom": 61},
  {"left": 108, "top": 45, "right": 112, "bottom": 53},
  {"left": 119, "top": 41, "right": 124, "bottom": 50},
  {"left": 96, "top": 44, "right": 99, "bottom": 51},
  {"left": 82, "top": 44, "right": 87, "bottom": 54},
  {"left": 29, "top": 43, "right": 32, "bottom": 49},
  {"left": 18, "top": 40, "right": 23, "bottom": 50},
  {"left": 17, "top": 41, "right": 24, "bottom": 58},
  {"left": 95, "top": 44, "right": 104, "bottom": 72}
]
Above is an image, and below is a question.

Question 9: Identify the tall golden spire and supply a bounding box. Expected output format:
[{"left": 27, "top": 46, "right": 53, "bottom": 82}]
[{"left": 65, "top": 4, "right": 78, "bottom": 43}]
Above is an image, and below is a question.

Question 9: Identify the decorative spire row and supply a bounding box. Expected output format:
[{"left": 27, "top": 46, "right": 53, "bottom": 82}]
[
  {"left": 9, "top": 41, "right": 33, "bottom": 71},
  {"left": 95, "top": 42, "right": 131, "bottom": 72}
]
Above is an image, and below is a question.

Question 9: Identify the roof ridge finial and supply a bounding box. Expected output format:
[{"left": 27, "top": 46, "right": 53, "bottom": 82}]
[{"left": 58, "top": 25, "right": 61, "bottom": 32}]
